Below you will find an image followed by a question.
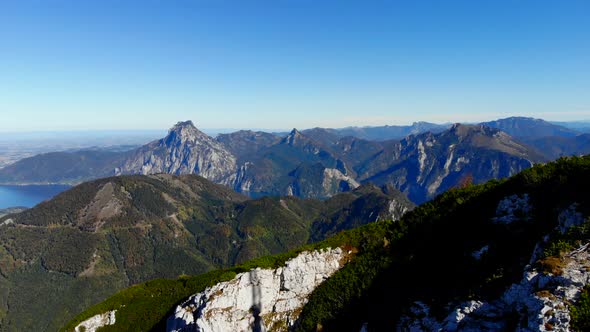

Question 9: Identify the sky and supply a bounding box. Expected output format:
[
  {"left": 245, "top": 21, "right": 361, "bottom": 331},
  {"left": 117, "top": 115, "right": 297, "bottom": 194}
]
[{"left": 1, "top": 0, "right": 589, "bottom": 132}]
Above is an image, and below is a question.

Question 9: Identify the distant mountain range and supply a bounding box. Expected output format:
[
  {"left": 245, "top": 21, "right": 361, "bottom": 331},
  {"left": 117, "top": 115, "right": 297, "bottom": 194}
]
[
  {"left": 290, "top": 121, "right": 450, "bottom": 141},
  {"left": 481, "top": 116, "right": 579, "bottom": 138},
  {"left": 482, "top": 117, "right": 590, "bottom": 158},
  {"left": 0, "top": 116, "right": 588, "bottom": 331},
  {"left": 1, "top": 117, "right": 578, "bottom": 204},
  {"left": 551, "top": 120, "right": 590, "bottom": 133},
  {"left": 0, "top": 130, "right": 164, "bottom": 169},
  {"left": 521, "top": 134, "right": 590, "bottom": 159},
  {"left": 0, "top": 174, "right": 413, "bottom": 331},
  {"left": 293, "top": 117, "right": 587, "bottom": 141}
]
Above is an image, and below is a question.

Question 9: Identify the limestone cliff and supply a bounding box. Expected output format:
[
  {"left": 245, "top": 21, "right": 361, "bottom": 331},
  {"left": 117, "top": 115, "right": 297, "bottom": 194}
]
[
  {"left": 167, "top": 248, "right": 348, "bottom": 332},
  {"left": 74, "top": 311, "right": 116, "bottom": 332},
  {"left": 120, "top": 121, "right": 238, "bottom": 185},
  {"left": 364, "top": 124, "right": 543, "bottom": 203}
]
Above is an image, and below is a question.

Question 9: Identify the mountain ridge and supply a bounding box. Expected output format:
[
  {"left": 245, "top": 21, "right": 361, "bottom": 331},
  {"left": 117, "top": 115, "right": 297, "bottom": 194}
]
[
  {"left": 0, "top": 117, "right": 571, "bottom": 204},
  {"left": 360, "top": 123, "right": 544, "bottom": 203},
  {"left": 61, "top": 155, "right": 590, "bottom": 332},
  {"left": 0, "top": 173, "right": 414, "bottom": 331},
  {"left": 481, "top": 116, "right": 579, "bottom": 138}
]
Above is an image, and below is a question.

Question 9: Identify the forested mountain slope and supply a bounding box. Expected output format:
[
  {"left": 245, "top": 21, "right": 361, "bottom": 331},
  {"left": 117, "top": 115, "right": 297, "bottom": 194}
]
[
  {"left": 0, "top": 174, "right": 412, "bottom": 331},
  {"left": 62, "top": 155, "right": 590, "bottom": 332}
]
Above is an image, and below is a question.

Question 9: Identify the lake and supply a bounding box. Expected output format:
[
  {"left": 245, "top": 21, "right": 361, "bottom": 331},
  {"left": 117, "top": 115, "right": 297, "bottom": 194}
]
[{"left": 0, "top": 185, "right": 71, "bottom": 208}]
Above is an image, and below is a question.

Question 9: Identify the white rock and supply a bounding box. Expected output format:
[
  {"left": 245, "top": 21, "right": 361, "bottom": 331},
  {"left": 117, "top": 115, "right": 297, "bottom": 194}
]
[
  {"left": 0, "top": 218, "right": 14, "bottom": 227},
  {"left": 427, "top": 145, "right": 454, "bottom": 195},
  {"left": 322, "top": 168, "right": 360, "bottom": 193},
  {"left": 492, "top": 194, "right": 532, "bottom": 224},
  {"left": 557, "top": 203, "right": 584, "bottom": 234},
  {"left": 398, "top": 237, "right": 590, "bottom": 331},
  {"left": 386, "top": 199, "right": 411, "bottom": 222},
  {"left": 167, "top": 248, "right": 346, "bottom": 332},
  {"left": 74, "top": 310, "right": 116, "bottom": 332}
]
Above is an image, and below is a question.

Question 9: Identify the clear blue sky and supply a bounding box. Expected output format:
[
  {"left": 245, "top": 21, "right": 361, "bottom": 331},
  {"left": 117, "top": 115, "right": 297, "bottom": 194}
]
[{"left": 1, "top": 0, "right": 589, "bottom": 131}]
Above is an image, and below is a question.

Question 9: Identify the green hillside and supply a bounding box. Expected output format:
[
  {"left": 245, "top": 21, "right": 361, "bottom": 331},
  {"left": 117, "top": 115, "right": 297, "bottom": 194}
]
[
  {"left": 0, "top": 174, "right": 412, "bottom": 331},
  {"left": 297, "top": 155, "right": 590, "bottom": 331}
]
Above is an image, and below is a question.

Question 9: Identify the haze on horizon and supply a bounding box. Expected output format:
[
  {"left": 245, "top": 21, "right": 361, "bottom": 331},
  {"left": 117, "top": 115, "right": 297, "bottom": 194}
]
[{"left": 1, "top": 1, "right": 589, "bottom": 132}]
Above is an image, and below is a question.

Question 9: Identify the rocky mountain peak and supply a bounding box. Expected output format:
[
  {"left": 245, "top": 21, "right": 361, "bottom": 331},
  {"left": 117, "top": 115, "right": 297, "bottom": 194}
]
[
  {"left": 120, "top": 121, "right": 238, "bottom": 183},
  {"left": 282, "top": 128, "right": 305, "bottom": 145},
  {"left": 167, "top": 120, "right": 209, "bottom": 144},
  {"left": 171, "top": 120, "right": 196, "bottom": 129}
]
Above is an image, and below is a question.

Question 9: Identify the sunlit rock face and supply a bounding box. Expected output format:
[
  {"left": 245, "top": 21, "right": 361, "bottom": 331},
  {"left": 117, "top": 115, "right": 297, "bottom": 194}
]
[
  {"left": 167, "top": 248, "right": 348, "bottom": 332},
  {"left": 74, "top": 311, "right": 116, "bottom": 332},
  {"left": 120, "top": 121, "right": 238, "bottom": 185}
]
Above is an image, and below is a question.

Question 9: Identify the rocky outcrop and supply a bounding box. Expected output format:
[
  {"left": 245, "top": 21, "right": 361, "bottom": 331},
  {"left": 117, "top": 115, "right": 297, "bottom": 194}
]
[
  {"left": 492, "top": 193, "right": 532, "bottom": 224},
  {"left": 397, "top": 204, "right": 590, "bottom": 332},
  {"left": 322, "top": 168, "right": 360, "bottom": 193},
  {"left": 399, "top": 244, "right": 590, "bottom": 332},
  {"left": 282, "top": 129, "right": 307, "bottom": 147},
  {"left": 167, "top": 248, "right": 348, "bottom": 332},
  {"left": 74, "top": 310, "right": 116, "bottom": 332},
  {"left": 280, "top": 162, "right": 357, "bottom": 199},
  {"left": 558, "top": 203, "right": 584, "bottom": 234},
  {"left": 0, "top": 207, "right": 27, "bottom": 218},
  {"left": 388, "top": 198, "right": 410, "bottom": 221},
  {"left": 120, "top": 121, "right": 237, "bottom": 184},
  {"left": 374, "top": 198, "right": 412, "bottom": 222}
]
